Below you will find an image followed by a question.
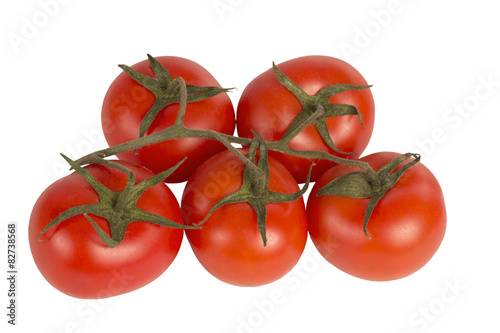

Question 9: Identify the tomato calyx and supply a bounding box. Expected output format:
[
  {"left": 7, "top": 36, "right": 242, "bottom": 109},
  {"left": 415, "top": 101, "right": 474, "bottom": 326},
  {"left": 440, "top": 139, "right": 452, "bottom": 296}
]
[
  {"left": 38, "top": 154, "right": 199, "bottom": 248},
  {"left": 119, "top": 54, "right": 234, "bottom": 139},
  {"left": 271, "top": 62, "right": 371, "bottom": 155},
  {"left": 317, "top": 152, "right": 421, "bottom": 238},
  {"left": 194, "top": 133, "right": 312, "bottom": 247}
]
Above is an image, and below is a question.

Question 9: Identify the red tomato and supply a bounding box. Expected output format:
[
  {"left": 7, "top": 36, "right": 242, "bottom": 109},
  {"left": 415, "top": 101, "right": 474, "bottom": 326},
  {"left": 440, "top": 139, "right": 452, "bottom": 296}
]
[
  {"left": 101, "top": 56, "right": 235, "bottom": 183},
  {"left": 29, "top": 161, "right": 184, "bottom": 299},
  {"left": 181, "top": 148, "right": 308, "bottom": 287},
  {"left": 237, "top": 55, "right": 375, "bottom": 183},
  {"left": 307, "top": 152, "right": 446, "bottom": 281}
]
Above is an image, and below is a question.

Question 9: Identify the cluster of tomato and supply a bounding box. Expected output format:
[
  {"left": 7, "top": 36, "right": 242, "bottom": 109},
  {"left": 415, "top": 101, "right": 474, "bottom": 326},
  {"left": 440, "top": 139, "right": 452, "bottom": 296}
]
[{"left": 29, "top": 55, "right": 446, "bottom": 299}]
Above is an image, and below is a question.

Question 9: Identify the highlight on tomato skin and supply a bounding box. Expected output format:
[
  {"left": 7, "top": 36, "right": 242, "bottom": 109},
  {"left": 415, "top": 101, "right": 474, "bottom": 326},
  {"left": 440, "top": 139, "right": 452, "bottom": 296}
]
[
  {"left": 236, "top": 55, "right": 375, "bottom": 183},
  {"left": 180, "top": 148, "right": 309, "bottom": 287},
  {"left": 306, "top": 151, "right": 447, "bottom": 281},
  {"left": 28, "top": 160, "right": 185, "bottom": 299}
]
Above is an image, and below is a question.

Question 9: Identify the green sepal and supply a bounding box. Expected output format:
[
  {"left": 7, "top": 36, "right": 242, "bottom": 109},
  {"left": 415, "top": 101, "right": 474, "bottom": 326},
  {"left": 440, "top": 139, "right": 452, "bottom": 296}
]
[
  {"left": 272, "top": 62, "right": 371, "bottom": 155},
  {"left": 195, "top": 132, "right": 312, "bottom": 247},
  {"left": 317, "top": 171, "right": 373, "bottom": 198},
  {"left": 119, "top": 54, "right": 234, "bottom": 138},
  {"left": 317, "top": 153, "right": 421, "bottom": 238},
  {"left": 38, "top": 155, "right": 199, "bottom": 248}
]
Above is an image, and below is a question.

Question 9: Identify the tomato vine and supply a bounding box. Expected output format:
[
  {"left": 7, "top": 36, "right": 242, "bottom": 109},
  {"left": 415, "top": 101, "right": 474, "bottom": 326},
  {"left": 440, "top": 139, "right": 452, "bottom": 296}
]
[{"left": 48, "top": 55, "right": 420, "bottom": 247}]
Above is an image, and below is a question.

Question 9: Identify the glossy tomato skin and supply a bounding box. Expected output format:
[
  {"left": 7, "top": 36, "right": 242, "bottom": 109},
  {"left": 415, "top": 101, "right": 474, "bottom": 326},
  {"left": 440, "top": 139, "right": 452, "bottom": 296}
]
[
  {"left": 101, "top": 56, "right": 235, "bottom": 183},
  {"left": 307, "top": 152, "right": 446, "bottom": 281},
  {"left": 29, "top": 161, "right": 184, "bottom": 299},
  {"left": 237, "top": 55, "right": 375, "bottom": 183},
  {"left": 181, "top": 149, "right": 308, "bottom": 287}
]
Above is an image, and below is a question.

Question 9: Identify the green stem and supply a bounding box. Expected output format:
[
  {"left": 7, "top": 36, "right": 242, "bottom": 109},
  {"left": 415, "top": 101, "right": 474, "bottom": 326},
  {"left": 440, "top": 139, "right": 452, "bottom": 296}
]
[
  {"left": 267, "top": 104, "right": 376, "bottom": 176},
  {"left": 61, "top": 55, "right": 421, "bottom": 247},
  {"left": 76, "top": 54, "right": 375, "bottom": 176}
]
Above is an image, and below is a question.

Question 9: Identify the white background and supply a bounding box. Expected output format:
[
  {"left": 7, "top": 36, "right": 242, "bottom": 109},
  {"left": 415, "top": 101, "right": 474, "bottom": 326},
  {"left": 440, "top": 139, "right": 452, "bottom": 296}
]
[{"left": 1, "top": 0, "right": 499, "bottom": 332}]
